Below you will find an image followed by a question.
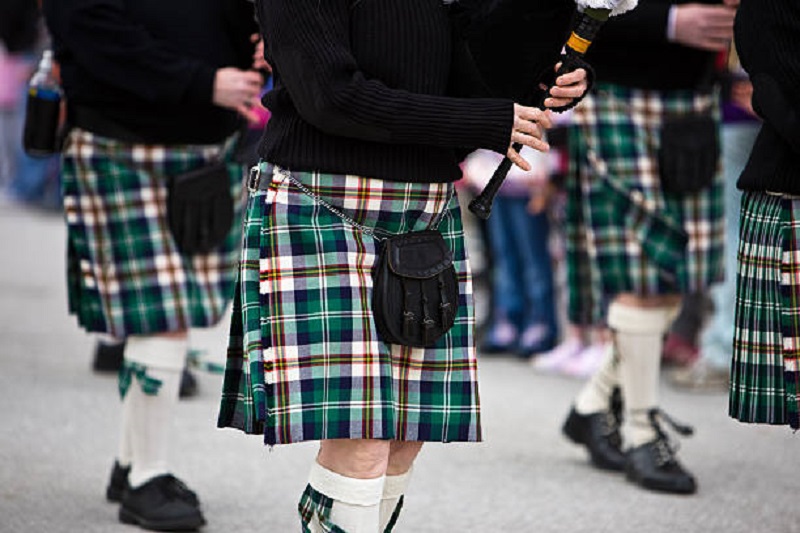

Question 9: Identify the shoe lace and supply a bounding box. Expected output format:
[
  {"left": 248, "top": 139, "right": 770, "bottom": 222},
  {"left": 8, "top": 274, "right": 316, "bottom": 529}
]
[
  {"left": 598, "top": 388, "right": 624, "bottom": 448},
  {"left": 645, "top": 408, "right": 694, "bottom": 467}
]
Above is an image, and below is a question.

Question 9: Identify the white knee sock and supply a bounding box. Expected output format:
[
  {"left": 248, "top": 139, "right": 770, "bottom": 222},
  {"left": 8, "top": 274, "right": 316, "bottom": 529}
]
[
  {"left": 120, "top": 335, "right": 187, "bottom": 488},
  {"left": 379, "top": 468, "right": 413, "bottom": 533},
  {"left": 574, "top": 343, "right": 618, "bottom": 415},
  {"left": 308, "top": 462, "right": 385, "bottom": 533},
  {"left": 608, "top": 302, "right": 678, "bottom": 448}
]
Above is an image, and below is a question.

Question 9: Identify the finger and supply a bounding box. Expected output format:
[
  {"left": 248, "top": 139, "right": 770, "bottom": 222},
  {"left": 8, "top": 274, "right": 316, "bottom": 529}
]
[
  {"left": 556, "top": 68, "right": 586, "bottom": 87},
  {"left": 238, "top": 70, "right": 264, "bottom": 83},
  {"left": 507, "top": 147, "right": 531, "bottom": 171},
  {"left": 699, "top": 38, "right": 730, "bottom": 52},
  {"left": 516, "top": 107, "right": 553, "bottom": 129},
  {"left": 513, "top": 116, "right": 543, "bottom": 137},
  {"left": 549, "top": 83, "right": 587, "bottom": 99},
  {"left": 237, "top": 104, "right": 261, "bottom": 125},
  {"left": 544, "top": 97, "right": 575, "bottom": 108},
  {"left": 511, "top": 131, "right": 549, "bottom": 152}
]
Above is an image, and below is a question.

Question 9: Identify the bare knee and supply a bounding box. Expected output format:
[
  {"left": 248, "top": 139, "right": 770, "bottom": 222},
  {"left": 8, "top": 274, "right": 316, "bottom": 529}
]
[
  {"left": 387, "top": 441, "right": 423, "bottom": 476},
  {"left": 317, "top": 439, "right": 391, "bottom": 479},
  {"left": 615, "top": 293, "right": 681, "bottom": 309}
]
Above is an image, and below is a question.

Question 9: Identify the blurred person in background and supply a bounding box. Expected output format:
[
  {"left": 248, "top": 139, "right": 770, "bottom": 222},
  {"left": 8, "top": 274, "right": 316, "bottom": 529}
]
[
  {"left": 669, "top": 46, "right": 759, "bottom": 391},
  {"left": 463, "top": 145, "right": 559, "bottom": 359},
  {"left": 533, "top": 115, "right": 611, "bottom": 378},
  {"left": 728, "top": 0, "right": 800, "bottom": 433},
  {"left": 0, "top": 0, "right": 39, "bottom": 190},
  {"left": 0, "top": 0, "right": 61, "bottom": 209},
  {"left": 41, "top": 0, "right": 260, "bottom": 529},
  {"left": 560, "top": 0, "right": 738, "bottom": 495}
]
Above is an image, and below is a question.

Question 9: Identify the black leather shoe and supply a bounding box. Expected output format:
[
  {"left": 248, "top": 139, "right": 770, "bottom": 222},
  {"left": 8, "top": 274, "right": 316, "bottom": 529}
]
[
  {"left": 179, "top": 368, "right": 198, "bottom": 399},
  {"left": 108, "top": 463, "right": 200, "bottom": 507},
  {"left": 625, "top": 438, "right": 697, "bottom": 494},
  {"left": 119, "top": 475, "right": 205, "bottom": 531},
  {"left": 106, "top": 461, "right": 130, "bottom": 502},
  {"left": 562, "top": 407, "right": 626, "bottom": 471},
  {"left": 625, "top": 409, "right": 697, "bottom": 495}
]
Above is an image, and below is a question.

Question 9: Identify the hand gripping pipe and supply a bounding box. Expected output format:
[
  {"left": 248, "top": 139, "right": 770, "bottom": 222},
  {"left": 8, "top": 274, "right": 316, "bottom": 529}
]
[{"left": 468, "top": 5, "right": 617, "bottom": 220}]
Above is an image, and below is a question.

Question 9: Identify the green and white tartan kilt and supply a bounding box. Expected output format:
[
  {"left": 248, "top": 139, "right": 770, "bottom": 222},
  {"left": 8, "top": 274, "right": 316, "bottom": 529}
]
[
  {"left": 730, "top": 191, "right": 800, "bottom": 429},
  {"left": 62, "top": 128, "right": 244, "bottom": 338},
  {"left": 218, "top": 164, "right": 481, "bottom": 445},
  {"left": 565, "top": 84, "right": 725, "bottom": 325}
]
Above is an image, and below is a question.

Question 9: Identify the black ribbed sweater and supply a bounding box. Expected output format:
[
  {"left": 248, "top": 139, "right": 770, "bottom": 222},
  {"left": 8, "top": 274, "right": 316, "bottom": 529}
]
[
  {"left": 255, "top": 0, "right": 573, "bottom": 183},
  {"left": 734, "top": 0, "right": 800, "bottom": 194}
]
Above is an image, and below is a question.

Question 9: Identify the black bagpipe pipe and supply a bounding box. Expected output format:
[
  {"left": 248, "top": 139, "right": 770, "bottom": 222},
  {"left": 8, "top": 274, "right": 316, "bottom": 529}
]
[{"left": 468, "top": 7, "right": 611, "bottom": 220}]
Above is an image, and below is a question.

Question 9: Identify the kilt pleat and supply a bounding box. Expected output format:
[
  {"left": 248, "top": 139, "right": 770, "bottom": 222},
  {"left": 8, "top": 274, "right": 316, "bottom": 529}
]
[
  {"left": 566, "top": 84, "right": 725, "bottom": 324},
  {"left": 61, "top": 129, "right": 244, "bottom": 338},
  {"left": 730, "top": 191, "right": 800, "bottom": 429},
  {"left": 218, "top": 164, "right": 481, "bottom": 445}
]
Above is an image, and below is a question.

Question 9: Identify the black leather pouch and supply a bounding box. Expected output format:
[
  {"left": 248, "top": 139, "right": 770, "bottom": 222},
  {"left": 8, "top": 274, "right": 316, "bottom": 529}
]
[
  {"left": 659, "top": 114, "right": 719, "bottom": 194},
  {"left": 167, "top": 162, "right": 234, "bottom": 255},
  {"left": 372, "top": 230, "right": 459, "bottom": 348}
]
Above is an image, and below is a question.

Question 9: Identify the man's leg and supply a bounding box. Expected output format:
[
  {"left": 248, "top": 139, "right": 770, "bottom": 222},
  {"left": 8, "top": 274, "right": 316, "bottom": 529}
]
[
  {"left": 611, "top": 295, "right": 697, "bottom": 494},
  {"left": 116, "top": 332, "right": 205, "bottom": 529},
  {"left": 380, "top": 442, "right": 423, "bottom": 533},
  {"left": 301, "top": 439, "right": 390, "bottom": 533}
]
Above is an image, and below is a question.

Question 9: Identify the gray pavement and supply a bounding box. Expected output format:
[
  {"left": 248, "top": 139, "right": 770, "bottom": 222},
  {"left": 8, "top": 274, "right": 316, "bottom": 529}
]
[{"left": 1, "top": 203, "right": 798, "bottom": 533}]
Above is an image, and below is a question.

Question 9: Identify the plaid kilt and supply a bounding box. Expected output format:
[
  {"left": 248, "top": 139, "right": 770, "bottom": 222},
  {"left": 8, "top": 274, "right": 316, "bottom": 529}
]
[
  {"left": 218, "top": 164, "right": 481, "bottom": 445},
  {"left": 62, "top": 128, "right": 244, "bottom": 338},
  {"left": 730, "top": 191, "right": 800, "bottom": 429},
  {"left": 566, "top": 84, "right": 725, "bottom": 325}
]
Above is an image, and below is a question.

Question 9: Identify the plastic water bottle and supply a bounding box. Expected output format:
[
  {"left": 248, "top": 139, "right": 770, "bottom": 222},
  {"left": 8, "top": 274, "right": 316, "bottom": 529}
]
[{"left": 22, "top": 50, "right": 62, "bottom": 157}]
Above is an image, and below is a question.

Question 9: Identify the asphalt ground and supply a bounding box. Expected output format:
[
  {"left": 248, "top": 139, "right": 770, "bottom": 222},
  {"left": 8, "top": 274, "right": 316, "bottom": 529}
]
[{"left": 1, "top": 203, "right": 797, "bottom": 533}]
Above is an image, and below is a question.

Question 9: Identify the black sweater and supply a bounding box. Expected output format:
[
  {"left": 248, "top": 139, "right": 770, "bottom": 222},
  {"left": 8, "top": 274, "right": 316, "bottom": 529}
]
[
  {"left": 256, "top": 0, "right": 574, "bottom": 183},
  {"left": 734, "top": 0, "right": 800, "bottom": 194},
  {"left": 42, "top": 0, "right": 257, "bottom": 145},
  {"left": 587, "top": 0, "right": 718, "bottom": 91}
]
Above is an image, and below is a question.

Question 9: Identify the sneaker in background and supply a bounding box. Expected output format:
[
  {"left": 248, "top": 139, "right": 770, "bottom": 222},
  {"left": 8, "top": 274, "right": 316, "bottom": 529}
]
[
  {"left": 560, "top": 342, "right": 608, "bottom": 379},
  {"left": 532, "top": 337, "right": 585, "bottom": 373},
  {"left": 661, "top": 332, "right": 699, "bottom": 368},
  {"left": 667, "top": 358, "right": 729, "bottom": 392}
]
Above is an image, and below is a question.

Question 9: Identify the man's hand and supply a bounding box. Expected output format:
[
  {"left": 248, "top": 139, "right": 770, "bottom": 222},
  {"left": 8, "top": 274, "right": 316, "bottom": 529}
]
[
  {"left": 545, "top": 66, "right": 589, "bottom": 109},
  {"left": 250, "top": 33, "right": 272, "bottom": 72},
  {"left": 213, "top": 67, "right": 264, "bottom": 124},
  {"left": 507, "top": 104, "right": 553, "bottom": 171},
  {"left": 673, "top": 3, "right": 737, "bottom": 51}
]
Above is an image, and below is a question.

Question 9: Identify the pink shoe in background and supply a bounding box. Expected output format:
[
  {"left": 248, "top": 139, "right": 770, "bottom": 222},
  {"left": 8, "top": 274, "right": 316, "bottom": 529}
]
[
  {"left": 532, "top": 337, "right": 585, "bottom": 372},
  {"left": 561, "top": 342, "right": 609, "bottom": 379},
  {"left": 662, "top": 332, "right": 699, "bottom": 368}
]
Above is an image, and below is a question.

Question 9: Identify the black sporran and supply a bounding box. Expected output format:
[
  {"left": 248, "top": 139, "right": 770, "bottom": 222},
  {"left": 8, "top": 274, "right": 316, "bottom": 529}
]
[
  {"left": 372, "top": 230, "right": 459, "bottom": 348},
  {"left": 659, "top": 113, "right": 719, "bottom": 194},
  {"left": 279, "top": 169, "right": 460, "bottom": 348},
  {"left": 167, "top": 162, "right": 234, "bottom": 254}
]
